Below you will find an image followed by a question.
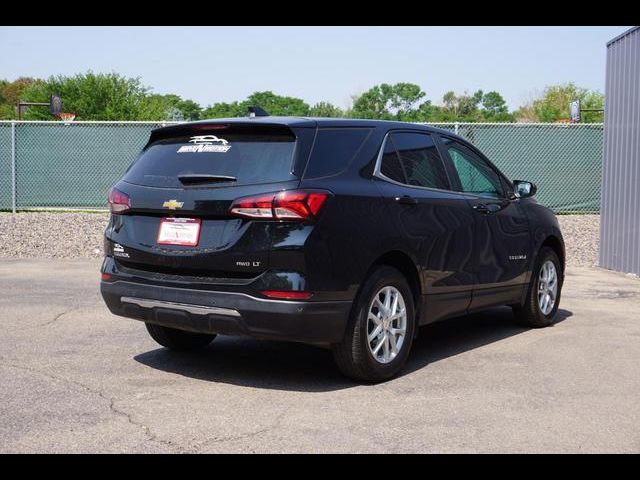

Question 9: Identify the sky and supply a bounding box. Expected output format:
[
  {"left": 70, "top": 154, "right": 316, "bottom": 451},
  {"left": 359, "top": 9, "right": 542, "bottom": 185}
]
[{"left": 0, "top": 26, "right": 633, "bottom": 110}]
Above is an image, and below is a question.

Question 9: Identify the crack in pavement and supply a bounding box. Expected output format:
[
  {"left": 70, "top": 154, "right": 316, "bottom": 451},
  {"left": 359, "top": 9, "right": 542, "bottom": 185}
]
[
  {"left": 189, "top": 406, "right": 290, "bottom": 453},
  {"left": 1, "top": 361, "right": 186, "bottom": 453},
  {"left": 40, "top": 307, "right": 79, "bottom": 327}
]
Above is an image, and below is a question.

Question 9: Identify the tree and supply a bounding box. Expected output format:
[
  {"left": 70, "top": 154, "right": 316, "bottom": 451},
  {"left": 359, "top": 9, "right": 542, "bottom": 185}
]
[
  {"left": 309, "top": 101, "right": 344, "bottom": 117},
  {"left": 432, "top": 89, "right": 516, "bottom": 122},
  {"left": 0, "top": 72, "right": 531, "bottom": 124},
  {"left": 244, "top": 91, "right": 310, "bottom": 116},
  {"left": 201, "top": 101, "right": 245, "bottom": 119},
  {"left": 388, "top": 83, "right": 426, "bottom": 121},
  {"left": 202, "top": 91, "right": 310, "bottom": 119},
  {"left": 19, "top": 72, "right": 156, "bottom": 120},
  {"left": 137, "top": 94, "right": 174, "bottom": 121},
  {"left": 516, "top": 83, "right": 604, "bottom": 123},
  {"left": 442, "top": 91, "right": 458, "bottom": 114},
  {"left": 156, "top": 95, "right": 201, "bottom": 121},
  {"left": 2, "top": 77, "right": 43, "bottom": 105},
  {"left": 481, "top": 91, "right": 507, "bottom": 115},
  {"left": 0, "top": 77, "right": 45, "bottom": 119},
  {"left": 440, "top": 90, "right": 486, "bottom": 121},
  {"left": 0, "top": 80, "right": 11, "bottom": 119},
  {"left": 351, "top": 86, "right": 390, "bottom": 119},
  {"left": 140, "top": 94, "right": 202, "bottom": 121},
  {"left": 351, "top": 83, "right": 427, "bottom": 120},
  {"left": 479, "top": 91, "right": 513, "bottom": 121}
]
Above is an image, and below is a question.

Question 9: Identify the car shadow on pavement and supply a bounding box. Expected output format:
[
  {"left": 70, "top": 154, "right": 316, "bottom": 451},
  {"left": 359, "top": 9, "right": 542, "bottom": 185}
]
[
  {"left": 404, "top": 307, "right": 572, "bottom": 376},
  {"left": 134, "top": 307, "right": 573, "bottom": 393}
]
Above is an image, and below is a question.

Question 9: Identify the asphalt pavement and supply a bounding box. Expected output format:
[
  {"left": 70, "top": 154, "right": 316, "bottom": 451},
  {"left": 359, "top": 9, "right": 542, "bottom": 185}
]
[{"left": 1, "top": 259, "right": 639, "bottom": 453}]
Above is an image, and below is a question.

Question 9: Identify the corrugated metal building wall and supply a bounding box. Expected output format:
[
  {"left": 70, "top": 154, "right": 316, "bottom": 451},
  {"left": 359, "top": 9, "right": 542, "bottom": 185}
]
[{"left": 600, "top": 26, "right": 640, "bottom": 275}]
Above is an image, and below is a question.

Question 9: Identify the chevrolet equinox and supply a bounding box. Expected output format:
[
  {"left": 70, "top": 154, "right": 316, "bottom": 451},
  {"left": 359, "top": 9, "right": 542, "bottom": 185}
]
[{"left": 101, "top": 116, "right": 565, "bottom": 382}]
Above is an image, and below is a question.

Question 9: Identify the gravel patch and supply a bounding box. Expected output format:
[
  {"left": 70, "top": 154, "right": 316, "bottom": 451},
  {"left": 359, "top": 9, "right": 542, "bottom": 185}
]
[
  {"left": 0, "top": 212, "right": 109, "bottom": 259},
  {"left": 557, "top": 214, "right": 600, "bottom": 268},
  {"left": 0, "top": 212, "right": 601, "bottom": 267}
]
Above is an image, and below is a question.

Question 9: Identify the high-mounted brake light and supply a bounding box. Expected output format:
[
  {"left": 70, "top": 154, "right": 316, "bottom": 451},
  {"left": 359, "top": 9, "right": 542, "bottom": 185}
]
[
  {"left": 229, "top": 190, "right": 330, "bottom": 221},
  {"left": 192, "top": 124, "right": 229, "bottom": 130},
  {"left": 108, "top": 188, "right": 131, "bottom": 214}
]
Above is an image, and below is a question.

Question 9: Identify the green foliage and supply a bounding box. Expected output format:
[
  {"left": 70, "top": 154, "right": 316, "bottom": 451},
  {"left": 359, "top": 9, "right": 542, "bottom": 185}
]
[
  {"left": 19, "top": 72, "right": 153, "bottom": 120},
  {"left": 2, "top": 77, "right": 43, "bottom": 105},
  {"left": 174, "top": 99, "right": 202, "bottom": 121},
  {"left": 5, "top": 72, "right": 201, "bottom": 121},
  {"left": 350, "top": 84, "right": 515, "bottom": 123},
  {"left": 140, "top": 94, "right": 202, "bottom": 121},
  {"left": 439, "top": 90, "right": 486, "bottom": 121},
  {"left": 516, "top": 83, "right": 604, "bottom": 123},
  {"left": 244, "top": 91, "right": 310, "bottom": 116},
  {"left": 0, "top": 79, "right": 7, "bottom": 104},
  {"left": 202, "top": 91, "right": 310, "bottom": 119},
  {"left": 0, "top": 104, "right": 14, "bottom": 120},
  {"left": 309, "top": 101, "right": 344, "bottom": 118},
  {"left": 201, "top": 101, "right": 245, "bottom": 119},
  {"left": 481, "top": 91, "right": 507, "bottom": 114},
  {"left": 351, "top": 83, "right": 427, "bottom": 120},
  {"left": 469, "top": 91, "right": 512, "bottom": 121},
  {"left": 0, "top": 77, "right": 45, "bottom": 119},
  {"left": 0, "top": 72, "right": 604, "bottom": 124}
]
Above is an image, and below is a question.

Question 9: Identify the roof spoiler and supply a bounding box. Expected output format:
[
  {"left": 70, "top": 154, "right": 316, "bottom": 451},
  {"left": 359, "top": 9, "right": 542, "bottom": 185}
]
[{"left": 145, "top": 121, "right": 294, "bottom": 149}]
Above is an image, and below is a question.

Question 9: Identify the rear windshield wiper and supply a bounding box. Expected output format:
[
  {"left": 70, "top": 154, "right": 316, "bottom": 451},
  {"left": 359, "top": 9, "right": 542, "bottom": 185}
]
[{"left": 178, "top": 174, "right": 237, "bottom": 185}]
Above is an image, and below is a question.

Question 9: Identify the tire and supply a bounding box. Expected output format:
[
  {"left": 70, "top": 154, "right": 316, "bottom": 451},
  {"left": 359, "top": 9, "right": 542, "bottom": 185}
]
[
  {"left": 145, "top": 323, "right": 216, "bottom": 351},
  {"left": 332, "top": 265, "right": 416, "bottom": 383},
  {"left": 513, "top": 246, "right": 563, "bottom": 328}
]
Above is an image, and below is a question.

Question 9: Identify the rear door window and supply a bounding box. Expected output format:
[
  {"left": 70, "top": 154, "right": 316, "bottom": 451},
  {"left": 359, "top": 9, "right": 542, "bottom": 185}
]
[
  {"left": 304, "top": 128, "right": 372, "bottom": 178},
  {"left": 379, "top": 132, "right": 450, "bottom": 190},
  {"left": 124, "top": 129, "right": 297, "bottom": 188}
]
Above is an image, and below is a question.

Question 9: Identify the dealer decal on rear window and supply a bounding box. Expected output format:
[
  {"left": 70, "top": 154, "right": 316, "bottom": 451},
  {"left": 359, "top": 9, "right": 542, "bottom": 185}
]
[{"left": 177, "top": 135, "right": 231, "bottom": 153}]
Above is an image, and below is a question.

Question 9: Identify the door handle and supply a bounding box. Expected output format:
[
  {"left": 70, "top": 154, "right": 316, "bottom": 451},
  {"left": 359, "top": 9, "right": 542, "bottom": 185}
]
[
  {"left": 394, "top": 196, "right": 418, "bottom": 205},
  {"left": 473, "top": 203, "right": 501, "bottom": 214}
]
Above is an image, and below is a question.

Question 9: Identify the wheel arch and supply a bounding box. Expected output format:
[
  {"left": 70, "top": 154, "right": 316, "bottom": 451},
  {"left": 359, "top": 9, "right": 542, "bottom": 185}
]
[
  {"left": 364, "top": 250, "right": 422, "bottom": 307},
  {"left": 540, "top": 235, "right": 565, "bottom": 273}
]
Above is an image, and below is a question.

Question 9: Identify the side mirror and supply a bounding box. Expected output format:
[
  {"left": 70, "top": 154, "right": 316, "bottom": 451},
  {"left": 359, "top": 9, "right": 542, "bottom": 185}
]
[{"left": 513, "top": 180, "right": 537, "bottom": 198}]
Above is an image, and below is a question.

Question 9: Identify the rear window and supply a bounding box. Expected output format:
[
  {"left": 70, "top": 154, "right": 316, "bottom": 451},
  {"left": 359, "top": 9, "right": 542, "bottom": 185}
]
[
  {"left": 304, "top": 128, "right": 372, "bottom": 178},
  {"left": 124, "top": 129, "right": 297, "bottom": 188}
]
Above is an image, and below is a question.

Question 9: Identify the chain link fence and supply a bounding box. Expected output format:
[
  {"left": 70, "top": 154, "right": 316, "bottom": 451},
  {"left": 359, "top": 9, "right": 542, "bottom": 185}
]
[
  {"left": 0, "top": 121, "right": 603, "bottom": 213},
  {"left": 0, "top": 123, "right": 13, "bottom": 211},
  {"left": 429, "top": 123, "right": 603, "bottom": 213}
]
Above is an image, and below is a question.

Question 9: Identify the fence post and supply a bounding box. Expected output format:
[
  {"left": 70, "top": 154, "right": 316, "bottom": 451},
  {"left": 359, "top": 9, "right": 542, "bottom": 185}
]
[
  {"left": 454, "top": 122, "right": 459, "bottom": 135},
  {"left": 10, "top": 121, "right": 16, "bottom": 213}
]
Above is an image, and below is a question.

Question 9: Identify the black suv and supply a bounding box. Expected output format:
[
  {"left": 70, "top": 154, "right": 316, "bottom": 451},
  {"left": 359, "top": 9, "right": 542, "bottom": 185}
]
[{"left": 101, "top": 117, "right": 564, "bottom": 382}]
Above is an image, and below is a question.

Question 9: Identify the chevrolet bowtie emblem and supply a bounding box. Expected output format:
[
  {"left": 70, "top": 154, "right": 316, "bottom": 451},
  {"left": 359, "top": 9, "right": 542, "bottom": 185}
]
[{"left": 162, "top": 199, "right": 184, "bottom": 210}]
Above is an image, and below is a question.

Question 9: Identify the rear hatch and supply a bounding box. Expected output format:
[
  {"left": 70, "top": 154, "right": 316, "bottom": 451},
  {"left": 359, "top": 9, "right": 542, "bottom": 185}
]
[{"left": 106, "top": 121, "right": 315, "bottom": 280}]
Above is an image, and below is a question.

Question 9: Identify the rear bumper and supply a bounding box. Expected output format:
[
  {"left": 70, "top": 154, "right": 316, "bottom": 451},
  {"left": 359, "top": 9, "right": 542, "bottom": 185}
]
[{"left": 101, "top": 279, "right": 351, "bottom": 344}]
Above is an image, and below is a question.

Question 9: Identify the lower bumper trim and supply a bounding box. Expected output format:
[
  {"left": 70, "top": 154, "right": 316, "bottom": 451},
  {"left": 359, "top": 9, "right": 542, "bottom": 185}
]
[
  {"left": 101, "top": 280, "right": 351, "bottom": 343},
  {"left": 121, "top": 296, "right": 241, "bottom": 318}
]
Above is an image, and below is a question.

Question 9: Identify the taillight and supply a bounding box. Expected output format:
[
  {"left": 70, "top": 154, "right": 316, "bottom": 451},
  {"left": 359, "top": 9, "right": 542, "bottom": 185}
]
[
  {"left": 229, "top": 193, "right": 276, "bottom": 219},
  {"left": 108, "top": 188, "right": 130, "bottom": 214},
  {"left": 229, "top": 190, "right": 330, "bottom": 221}
]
